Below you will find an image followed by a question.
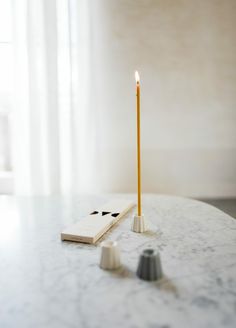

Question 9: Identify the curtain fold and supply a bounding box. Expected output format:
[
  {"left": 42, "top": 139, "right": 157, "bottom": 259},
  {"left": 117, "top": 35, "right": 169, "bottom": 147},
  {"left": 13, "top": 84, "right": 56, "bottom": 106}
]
[{"left": 12, "top": 0, "right": 96, "bottom": 195}]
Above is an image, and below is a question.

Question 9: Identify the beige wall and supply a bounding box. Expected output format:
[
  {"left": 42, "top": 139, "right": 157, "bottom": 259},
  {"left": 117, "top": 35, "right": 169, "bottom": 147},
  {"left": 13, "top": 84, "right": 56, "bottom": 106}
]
[{"left": 90, "top": 0, "right": 236, "bottom": 197}]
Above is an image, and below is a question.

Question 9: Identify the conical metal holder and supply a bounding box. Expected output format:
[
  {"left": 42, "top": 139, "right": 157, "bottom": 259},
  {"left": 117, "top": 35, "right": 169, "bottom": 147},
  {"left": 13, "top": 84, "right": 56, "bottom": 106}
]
[
  {"left": 131, "top": 215, "right": 147, "bottom": 233},
  {"left": 99, "top": 240, "right": 121, "bottom": 270},
  {"left": 137, "top": 249, "right": 163, "bottom": 281}
]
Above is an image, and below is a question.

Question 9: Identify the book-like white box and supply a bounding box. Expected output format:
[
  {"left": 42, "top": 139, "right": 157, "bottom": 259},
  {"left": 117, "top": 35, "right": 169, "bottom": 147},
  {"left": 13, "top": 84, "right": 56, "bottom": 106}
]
[{"left": 61, "top": 200, "right": 134, "bottom": 244}]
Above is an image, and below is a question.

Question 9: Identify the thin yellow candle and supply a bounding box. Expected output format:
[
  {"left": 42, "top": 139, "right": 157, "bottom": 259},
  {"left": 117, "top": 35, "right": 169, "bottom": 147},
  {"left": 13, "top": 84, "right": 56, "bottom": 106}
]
[{"left": 135, "top": 71, "right": 142, "bottom": 216}]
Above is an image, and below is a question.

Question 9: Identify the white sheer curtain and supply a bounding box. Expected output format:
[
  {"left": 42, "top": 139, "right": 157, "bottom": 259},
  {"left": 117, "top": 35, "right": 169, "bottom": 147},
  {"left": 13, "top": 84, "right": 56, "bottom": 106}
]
[{"left": 12, "top": 0, "right": 97, "bottom": 195}]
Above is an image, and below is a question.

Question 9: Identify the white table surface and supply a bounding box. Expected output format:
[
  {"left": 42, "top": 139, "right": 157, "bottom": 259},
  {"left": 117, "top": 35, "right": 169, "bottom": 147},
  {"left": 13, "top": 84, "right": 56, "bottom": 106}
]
[{"left": 0, "top": 194, "right": 236, "bottom": 328}]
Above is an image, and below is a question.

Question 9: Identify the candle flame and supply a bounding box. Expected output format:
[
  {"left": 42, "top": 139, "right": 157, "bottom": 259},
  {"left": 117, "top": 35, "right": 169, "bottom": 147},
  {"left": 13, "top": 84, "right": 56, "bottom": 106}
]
[{"left": 135, "top": 71, "right": 140, "bottom": 84}]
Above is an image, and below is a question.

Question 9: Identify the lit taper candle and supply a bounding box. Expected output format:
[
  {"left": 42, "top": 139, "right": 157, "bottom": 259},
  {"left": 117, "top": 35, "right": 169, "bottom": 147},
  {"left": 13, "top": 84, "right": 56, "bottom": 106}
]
[
  {"left": 135, "top": 71, "right": 142, "bottom": 216},
  {"left": 131, "top": 71, "right": 147, "bottom": 233}
]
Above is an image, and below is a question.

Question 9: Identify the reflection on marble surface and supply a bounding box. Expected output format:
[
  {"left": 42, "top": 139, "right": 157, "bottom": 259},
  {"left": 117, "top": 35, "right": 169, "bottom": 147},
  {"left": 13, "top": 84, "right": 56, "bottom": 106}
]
[{"left": 0, "top": 194, "right": 236, "bottom": 328}]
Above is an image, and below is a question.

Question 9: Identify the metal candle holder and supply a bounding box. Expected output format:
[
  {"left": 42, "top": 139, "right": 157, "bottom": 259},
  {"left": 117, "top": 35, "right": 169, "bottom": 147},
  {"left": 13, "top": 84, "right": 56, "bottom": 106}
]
[{"left": 137, "top": 248, "right": 163, "bottom": 281}]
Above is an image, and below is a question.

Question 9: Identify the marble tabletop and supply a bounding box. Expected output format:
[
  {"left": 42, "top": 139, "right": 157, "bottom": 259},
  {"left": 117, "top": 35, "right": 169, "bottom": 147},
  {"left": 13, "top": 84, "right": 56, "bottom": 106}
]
[{"left": 0, "top": 194, "right": 236, "bottom": 328}]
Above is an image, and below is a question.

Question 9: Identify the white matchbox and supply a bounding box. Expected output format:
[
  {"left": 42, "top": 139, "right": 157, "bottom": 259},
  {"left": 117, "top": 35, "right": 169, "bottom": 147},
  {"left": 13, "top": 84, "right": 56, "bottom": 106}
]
[{"left": 61, "top": 200, "right": 135, "bottom": 244}]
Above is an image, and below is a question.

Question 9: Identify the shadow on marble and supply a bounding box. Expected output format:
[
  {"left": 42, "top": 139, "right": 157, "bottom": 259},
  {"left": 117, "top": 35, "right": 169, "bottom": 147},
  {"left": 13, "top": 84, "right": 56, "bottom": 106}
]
[
  {"left": 106, "top": 266, "right": 179, "bottom": 297},
  {"left": 62, "top": 239, "right": 96, "bottom": 250},
  {"left": 142, "top": 229, "right": 161, "bottom": 238},
  {"left": 108, "top": 265, "right": 135, "bottom": 279},
  {"left": 154, "top": 275, "right": 179, "bottom": 296}
]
